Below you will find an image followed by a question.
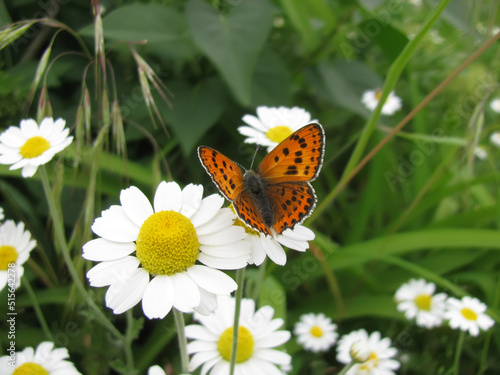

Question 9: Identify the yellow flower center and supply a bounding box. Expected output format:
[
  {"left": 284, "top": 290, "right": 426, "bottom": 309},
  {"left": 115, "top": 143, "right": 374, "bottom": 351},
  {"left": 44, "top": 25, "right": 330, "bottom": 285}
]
[
  {"left": 266, "top": 125, "right": 293, "bottom": 143},
  {"left": 415, "top": 294, "right": 432, "bottom": 311},
  {"left": 375, "top": 89, "right": 383, "bottom": 100},
  {"left": 310, "top": 325, "right": 324, "bottom": 338},
  {"left": 359, "top": 351, "right": 379, "bottom": 370},
  {"left": 461, "top": 307, "right": 478, "bottom": 321},
  {"left": 0, "top": 245, "right": 18, "bottom": 271},
  {"left": 218, "top": 326, "right": 255, "bottom": 363},
  {"left": 19, "top": 136, "right": 50, "bottom": 159},
  {"left": 13, "top": 362, "right": 49, "bottom": 375},
  {"left": 135, "top": 211, "right": 199, "bottom": 275}
]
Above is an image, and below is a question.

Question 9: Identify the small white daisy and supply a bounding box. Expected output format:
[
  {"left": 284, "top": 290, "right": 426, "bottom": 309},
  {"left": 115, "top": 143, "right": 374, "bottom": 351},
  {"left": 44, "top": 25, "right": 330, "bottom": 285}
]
[
  {"left": 238, "top": 106, "right": 317, "bottom": 152},
  {"left": 0, "top": 341, "right": 81, "bottom": 375},
  {"left": 444, "top": 296, "right": 495, "bottom": 336},
  {"left": 0, "top": 220, "right": 36, "bottom": 291},
  {"left": 148, "top": 365, "right": 166, "bottom": 375},
  {"left": 0, "top": 117, "right": 73, "bottom": 178},
  {"left": 361, "top": 89, "right": 402, "bottom": 115},
  {"left": 490, "top": 131, "right": 500, "bottom": 147},
  {"left": 294, "top": 313, "right": 338, "bottom": 352},
  {"left": 490, "top": 98, "right": 500, "bottom": 113},
  {"left": 186, "top": 295, "right": 292, "bottom": 375},
  {"left": 238, "top": 216, "right": 314, "bottom": 266},
  {"left": 82, "top": 181, "right": 251, "bottom": 319},
  {"left": 336, "top": 329, "right": 400, "bottom": 375},
  {"left": 474, "top": 146, "right": 488, "bottom": 160},
  {"left": 394, "top": 278, "right": 447, "bottom": 328}
]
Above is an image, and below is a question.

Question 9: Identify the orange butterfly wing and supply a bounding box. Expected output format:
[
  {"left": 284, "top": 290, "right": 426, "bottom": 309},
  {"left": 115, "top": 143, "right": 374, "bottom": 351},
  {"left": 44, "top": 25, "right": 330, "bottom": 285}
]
[
  {"left": 258, "top": 123, "right": 325, "bottom": 183},
  {"left": 267, "top": 182, "right": 316, "bottom": 234},
  {"left": 233, "top": 190, "right": 273, "bottom": 236},
  {"left": 197, "top": 146, "right": 244, "bottom": 201}
]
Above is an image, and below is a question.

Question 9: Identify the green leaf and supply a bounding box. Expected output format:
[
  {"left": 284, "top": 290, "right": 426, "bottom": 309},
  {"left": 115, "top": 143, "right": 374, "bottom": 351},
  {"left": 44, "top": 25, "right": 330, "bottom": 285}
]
[
  {"left": 251, "top": 48, "right": 292, "bottom": 107},
  {"left": 258, "top": 274, "right": 287, "bottom": 321},
  {"left": 163, "top": 77, "right": 227, "bottom": 155},
  {"left": 186, "top": 0, "right": 274, "bottom": 106},
  {"left": 358, "top": 19, "right": 408, "bottom": 61},
  {"left": 78, "top": 4, "right": 195, "bottom": 60}
]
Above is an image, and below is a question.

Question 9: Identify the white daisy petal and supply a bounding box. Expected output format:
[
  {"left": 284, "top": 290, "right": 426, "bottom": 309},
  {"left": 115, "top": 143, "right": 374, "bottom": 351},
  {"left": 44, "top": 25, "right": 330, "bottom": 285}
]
[
  {"left": 91, "top": 205, "right": 140, "bottom": 243},
  {"left": 142, "top": 275, "right": 175, "bottom": 319},
  {"left": 120, "top": 186, "right": 154, "bottom": 227},
  {"left": 82, "top": 238, "right": 136, "bottom": 261},
  {"left": 181, "top": 183, "right": 203, "bottom": 218},
  {"left": 187, "top": 265, "right": 237, "bottom": 295},
  {"left": 106, "top": 268, "right": 149, "bottom": 314},
  {"left": 259, "top": 235, "right": 286, "bottom": 266},
  {"left": 170, "top": 272, "right": 201, "bottom": 313},
  {"left": 153, "top": 181, "right": 182, "bottom": 212},
  {"left": 190, "top": 194, "right": 224, "bottom": 227}
]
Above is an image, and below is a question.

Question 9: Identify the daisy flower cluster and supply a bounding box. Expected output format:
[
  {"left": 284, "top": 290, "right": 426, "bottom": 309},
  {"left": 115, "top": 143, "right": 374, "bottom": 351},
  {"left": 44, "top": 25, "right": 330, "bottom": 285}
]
[
  {"left": 83, "top": 181, "right": 250, "bottom": 319},
  {"left": 0, "top": 117, "right": 73, "bottom": 178},
  {"left": 0, "top": 341, "right": 81, "bottom": 375},
  {"left": 395, "top": 278, "right": 495, "bottom": 336}
]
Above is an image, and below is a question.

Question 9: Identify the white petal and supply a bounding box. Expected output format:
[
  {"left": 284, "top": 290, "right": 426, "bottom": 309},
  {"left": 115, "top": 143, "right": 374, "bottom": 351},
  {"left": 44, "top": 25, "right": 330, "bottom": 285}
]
[
  {"left": 120, "top": 186, "right": 154, "bottom": 227},
  {"left": 20, "top": 118, "right": 39, "bottom": 136},
  {"left": 198, "top": 226, "right": 247, "bottom": 246},
  {"left": 195, "top": 208, "right": 235, "bottom": 236},
  {"left": 180, "top": 184, "right": 203, "bottom": 218},
  {"left": 82, "top": 238, "right": 136, "bottom": 261},
  {"left": 154, "top": 181, "right": 182, "bottom": 212},
  {"left": 91, "top": 205, "right": 140, "bottom": 242},
  {"left": 190, "top": 194, "right": 224, "bottom": 228},
  {"left": 241, "top": 114, "right": 267, "bottom": 132},
  {"left": 21, "top": 164, "right": 38, "bottom": 178},
  {"left": 170, "top": 272, "right": 201, "bottom": 313},
  {"left": 142, "top": 275, "right": 174, "bottom": 319},
  {"left": 186, "top": 265, "right": 237, "bottom": 294},
  {"left": 197, "top": 252, "right": 249, "bottom": 270},
  {"left": 106, "top": 268, "right": 149, "bottom": 314},
  {"left": 185, "top": 324, "right": 218, "bottom": 341},
  {"left": 260, "top": 235, "right": 286, "bottom": 265},
  {"left": 86, "top": 256, "right": 140, "bottom": 287},
  {"left": 194, "top": 287, "right": 219, "bottom": 316}
]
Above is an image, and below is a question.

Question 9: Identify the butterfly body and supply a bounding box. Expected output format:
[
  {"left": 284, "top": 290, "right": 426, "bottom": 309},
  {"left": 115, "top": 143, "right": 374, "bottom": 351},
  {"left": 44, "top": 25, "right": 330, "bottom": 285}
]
[{"left": 198, "top": 123, "right": 325, "bottom": 236}]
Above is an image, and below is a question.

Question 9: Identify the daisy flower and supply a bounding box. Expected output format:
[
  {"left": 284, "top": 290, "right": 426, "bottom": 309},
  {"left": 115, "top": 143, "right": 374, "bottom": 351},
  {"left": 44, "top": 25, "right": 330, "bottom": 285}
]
[
  {"left": 444, "top": 296, "right": 495, "bottom": 336},
  {"left": 294, "top": 313, "right": 338, "bottom": 352},
  {"left": 474, "top": 146, "right": 488, "bottom": 160},
  {"left": 0, "top": 117, "right": 73, "bottom": 178},
  {"left": 490, "top": 131, "right": 500, "bottom": 147},
  {"left": 148, "top": 365, "right": 166, "bottom": 375},
  {"left": 336, "top": 329, "right": 400, "bottom": 375},
  {"left": 394, "top": 278, "right": 447, "bottom": 328},
  {"left": 236, "top": 216, "right": 314, "bottom": 266},
  {"left": 0, "top": 220, "right": 36, "bottom": 291},
  {"left": 82, "top": 181, "right": 251, "bottom": 319},
  {"left": 238, "top": 106, "right": 317, "bottom": 152},
  {"left": 361, "top": 89, "right": 402, "bottom": 115},
  {"left": 186, "top": 295, "right": 292, "bottom": 375},
  {"left": 0, "top": 341, "right": 81, "bottom": 375},
  {"left": 490, "top": 98, "right": 500, "bottom": 113}
]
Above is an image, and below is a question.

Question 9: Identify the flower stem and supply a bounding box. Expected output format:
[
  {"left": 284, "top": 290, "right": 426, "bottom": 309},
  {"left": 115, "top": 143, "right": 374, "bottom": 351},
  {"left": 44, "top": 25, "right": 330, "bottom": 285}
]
[
  {"left": 338, "top": 363, "right": 354, "bottom": 375},
  {"left": 22, "top": 276, "right": 54, "bottom": 341},
  {"left": 229, "top": 267, "right": 246, "bottom": 375},
  {"left": 452, "top": 330, "right": 466, "bottom": 375},
  {"left": 251, "top": 258, "right": 267, "bottom": 301},
  {"left": 38, "top": 166, "right": 123, "bottom": 340},
  {"left": 173, "top": 308, "right": 190, "bottom": 374}
]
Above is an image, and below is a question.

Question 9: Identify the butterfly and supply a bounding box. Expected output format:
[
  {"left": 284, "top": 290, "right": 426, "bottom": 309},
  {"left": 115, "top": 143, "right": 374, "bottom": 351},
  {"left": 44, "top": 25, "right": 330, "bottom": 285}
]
[{"left": 198, "top": 123, "right": 325, "bottom": 236}]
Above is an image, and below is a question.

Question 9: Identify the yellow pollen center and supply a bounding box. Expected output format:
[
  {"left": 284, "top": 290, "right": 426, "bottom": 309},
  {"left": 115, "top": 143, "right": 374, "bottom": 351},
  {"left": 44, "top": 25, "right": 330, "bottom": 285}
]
[
  {"left": 310, "top": 325, "right": 324, "bottom": 338},
  {"left": 13, "top": 362, "right": 49, "bottom": 375},
  {"left": 218, "top": 326, "right": 255, "bottom": 363},
  {"left": 266, "top": 125, "right": 293, "bottom": 143},
  {"left": 19, "top": 136, "right": 50, "bottom": 159},
  {"left": 415, "top": 294, "right": 432, "bottom": 311},
  {"left": 375, "top": 89, "right": 383, "bottom": 100},
  {"left": 0, "top": 245, "right": 18, "bottom": 270},
  {"left": 135, "top": 211, "right": 199, "bottom": 275},
  {"left": 359, "top": 351, "right": 379, "bottom": 370},
  {"left": 461, "top": 307, "right": 478, "bottom": 321}
]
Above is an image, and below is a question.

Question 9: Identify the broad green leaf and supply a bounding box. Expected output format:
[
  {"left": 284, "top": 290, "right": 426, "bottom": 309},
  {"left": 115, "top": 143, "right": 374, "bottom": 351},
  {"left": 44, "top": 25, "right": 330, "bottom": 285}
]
[
  {"left": 277, "top": 0, "right": 336, "bottom": 51},
  {"left": 251, "top": 48, "right": 292, "bottom": 107},
  {"left": 308, "top": 60, "right": 382, "bottom": 117},
  {"left": 186, "top": 0, "right": 274, "bottom": 106},
  {"left": 259, "top": 274, "right": 287, "bottom": 321},
  {"left": 78, "top": 4, "right": 196, "bottom": 60},
  {"left": 163, "top": 77, "right": 227, "bottom": 155}
]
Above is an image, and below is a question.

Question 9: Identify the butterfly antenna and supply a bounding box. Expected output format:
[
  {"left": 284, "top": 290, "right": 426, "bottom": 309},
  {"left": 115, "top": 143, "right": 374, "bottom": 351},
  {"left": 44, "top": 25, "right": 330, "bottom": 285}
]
[{"left": 249, "top": 144, "right": 260, "bottom": 170}]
